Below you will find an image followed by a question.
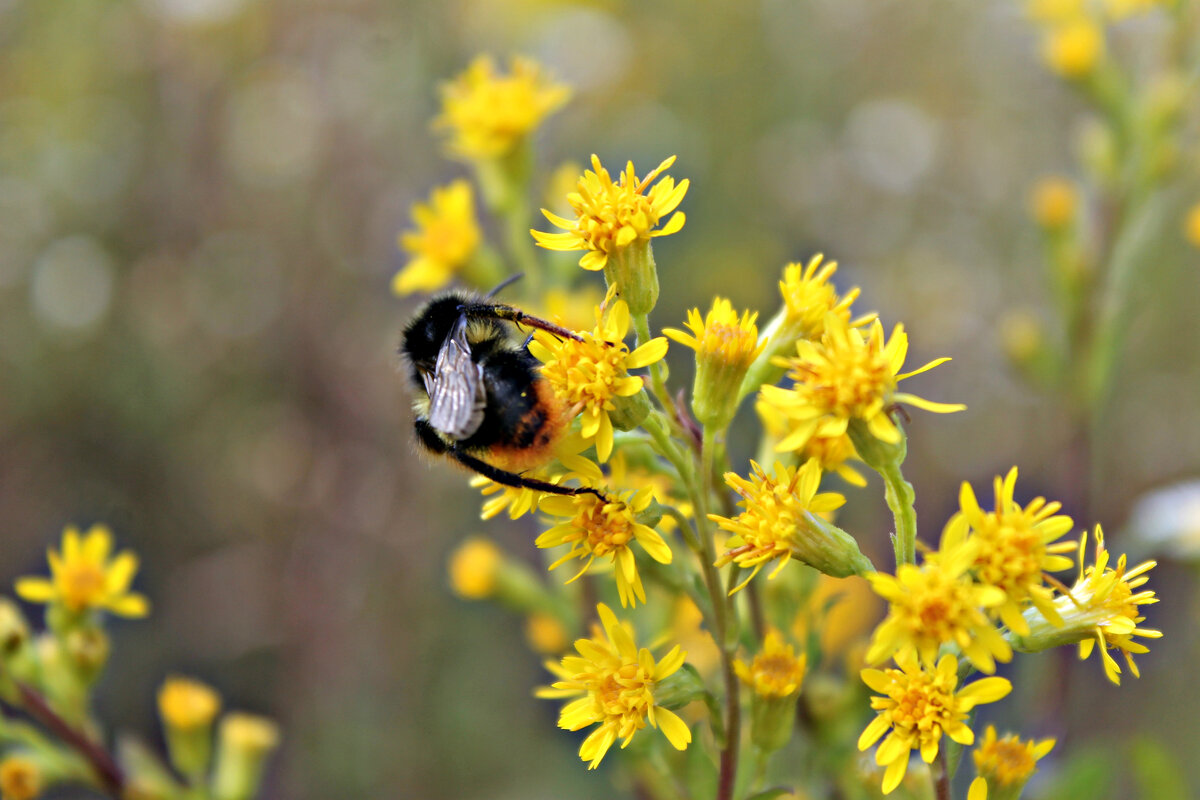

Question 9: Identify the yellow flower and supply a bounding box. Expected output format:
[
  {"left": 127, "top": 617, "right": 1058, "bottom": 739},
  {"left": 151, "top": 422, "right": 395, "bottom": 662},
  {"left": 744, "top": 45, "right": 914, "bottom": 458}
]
[
  {"left": 757, "top": 400, "right": 866, "bottom": 487},
  {"left": 669, "top": 596, "right": 721, "bottom": 678},
  {"left": 759, "top": 316, "right": 964, "bottom": 454},
  {"left": 942, "top": 467, "right": 1077, "bottom": 635},
  {"left": 392, "top": 180, "right": 481, "bottom": 295},
  {"left": 525, "top": 613, "right": 571, "bottom": 655},
  {"left": 531, "top": 154, "right": 688, "bottom": 273},
  {"left": 536, "top": 603, "right": 691, "bottom": 768},
  {"left": 534, "top": 284, "right": 605, "bottom": 333},
  {"left": 712, "top": 459, "right": 872, "bottom": 590},
  {"left": 1029, "top": 176, "right": 1078, "bottom": 229},
  {"left": 15, "top": 525, "right": 149, "bottom": 617},
  {"left": 1043, "top": 19, "right": 1105, "bottom": 78},
  {"left": 664, "top": 297, "right": 766, "bottom": 428},
  {"left": 1103, "top": 0, "right": 1165, "bottom": 19},
  {"left": 968, "top": 725, "right": 1055, "bottom": 800},
  {"left": 470, "top": 474, "right": 551, "bottom": 521},
  {"left": 777, "top": 254, "right": 871, "bottom": 341},
  {"left": 1064, "top": 526, "right": 1160, "bottom": 684},
  {"left": 434, "top": 55, "right": 570, "bottom": 161},
  {"left": 159, "top": 676, "right": 222, "bottom": 730},
  {"left": 447, "top": 537, "right": 503, "bottom": 599},
  {"left": 866, "top": 542, "right": 1012, "bottom": 673},
  {"left": 529, "top": 295, "right": 668, "bottom": 462},
  {"left": 0, "top": 756, "right": 42, "bottom": 800},
  {"left": 735, "top": 629, "right": 807, "bottom": 698},
  {"left": 538, "top": 488, "right": 672, "bottom": 608},
  {"left": 1183, "top": 202, "right": 1200, "bottom": 248},
  {"left": 858, "top": 653, "right": 1012, "bottom": 795},
  {"left": 212, "top": 713, "right": 280, "bottom": 800}
]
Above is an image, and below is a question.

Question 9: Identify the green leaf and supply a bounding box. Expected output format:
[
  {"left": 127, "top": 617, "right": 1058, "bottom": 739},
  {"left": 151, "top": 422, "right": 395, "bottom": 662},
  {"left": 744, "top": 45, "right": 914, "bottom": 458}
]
[{"left": 1130, "top": 736, "right": 1189, "bottom": 800}]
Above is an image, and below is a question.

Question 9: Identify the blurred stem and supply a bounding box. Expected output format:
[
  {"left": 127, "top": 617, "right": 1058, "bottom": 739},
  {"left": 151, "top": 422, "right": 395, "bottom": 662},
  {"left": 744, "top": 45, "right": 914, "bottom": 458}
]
[
  {"left": 12, "top": 681, "right": 124, "bottom": 797},
  {"left": 933, "top": 750, "right": 951, "bottom": 800},
  {"left": 474, "top": 144, "right": 543, "bottom": 296}
]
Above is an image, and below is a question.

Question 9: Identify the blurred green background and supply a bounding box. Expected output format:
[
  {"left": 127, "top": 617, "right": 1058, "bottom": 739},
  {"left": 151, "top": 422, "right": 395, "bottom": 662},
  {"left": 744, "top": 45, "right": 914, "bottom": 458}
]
[{"left": 1, "top": 0, "right": 1197, "bottom": 797}]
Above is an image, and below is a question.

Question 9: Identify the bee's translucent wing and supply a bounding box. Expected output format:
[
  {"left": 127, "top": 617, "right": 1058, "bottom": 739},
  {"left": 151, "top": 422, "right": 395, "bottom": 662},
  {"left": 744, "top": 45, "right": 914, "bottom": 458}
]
[{"left": 427, "top": 316, "right": 487, "bottom": 440}]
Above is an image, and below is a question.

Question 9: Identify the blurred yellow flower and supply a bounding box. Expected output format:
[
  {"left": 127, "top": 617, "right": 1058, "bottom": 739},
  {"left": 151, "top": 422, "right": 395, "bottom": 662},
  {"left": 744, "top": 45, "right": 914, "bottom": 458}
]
[
  {"left": 537, "top": 603, "right": 691, "bottom": 768},
  {"left": 0, "top": 756, "right": 41, "bottom": 800},
  {"left": 393, "top": 180, "right": 481, "bottom": 295},
  {"left": 664, "top": 297, "right": 765, "bottom": 428},
  {"left": 1103, "top": 0, "right": 1166, "bottom": 19},
  {"left": 735, "top": 629, "right": 807, "bottom": 698},
  {"left": 435, "top": 55, "right": 570, "bottom": 160},
  {"left": 525, "top": 612, "right": 571, "bottom": 655},
  {"left": 448, "top": 537, "right": 503, "bottom": 599},
  {"left": 1029, "top": 176, "right": 1078, "bottom": 229},
  {"left": 538, "top": 488, "right": 671, "bottom": 608},
  {"left": 15, "top": 525, "right": 149, "bottom": 617},
  {"left": 866, "top": 542, "right": 1012, "bottom": 673},
  {"left": 1025, "top": 0, "right": 1087, "bottom": 23},
  {"left": 969, "top": 725, "right": 1055, "bottom": 800},
  {"left": 712, "top": 459, "right": 870, "bottom": 590},
  {"left": 1183, "top": 202, "right": 1200, "bottom": 248},
  {"left": 941, "top": 467, "right": 1077, "bottom": 635},
  {"left": 159, "top": 676, "right": 222, "bottom": 730},
  {"left": 530, "top": 295, "right": 668, "bottom": 461},
  {"left": 531, "top": 154, "right": 688, "bottom": 272},
  {"left": 858, "top": 653, "right": 1011, "bottom": 795},
  {"left": 759, "top": 316, "right": 964, "bottom": 454},
  {"left": 1043, "top": 19, "right": 1105, "bottom": 78}
]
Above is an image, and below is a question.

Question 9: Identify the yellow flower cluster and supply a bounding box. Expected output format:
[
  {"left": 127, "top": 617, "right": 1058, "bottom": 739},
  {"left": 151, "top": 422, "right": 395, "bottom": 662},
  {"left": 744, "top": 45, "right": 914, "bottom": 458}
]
[
  {"left": 393, "top": 180, "right": 481, "bottom": 295},
  {"left": 16, "top": 525, "right": 149, "bottom": 618}
]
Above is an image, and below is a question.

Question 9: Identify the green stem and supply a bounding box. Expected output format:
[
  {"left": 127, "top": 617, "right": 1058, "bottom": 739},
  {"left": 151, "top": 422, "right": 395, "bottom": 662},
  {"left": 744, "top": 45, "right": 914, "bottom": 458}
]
[
  {"left": 633, "top": 312, "right": 677, "bottom": 418},
  {"left": 848, "top": 422, "right": 918, "bottom": 567}
]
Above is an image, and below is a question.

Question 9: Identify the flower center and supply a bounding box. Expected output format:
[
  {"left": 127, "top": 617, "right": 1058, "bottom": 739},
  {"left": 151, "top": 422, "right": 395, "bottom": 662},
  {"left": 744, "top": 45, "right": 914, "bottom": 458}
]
[
  {"left": 541, "top": 337, "right": 628, "bottom": 409},
  {"left": 60, "top": 563, "right": 105, "bottom": 611},
  {"left": 973, "top": 515, "right": 1044, "bottom": 596},
  {"left": 578, "top": 501, "right": 635, "bottom": 556},
  {"left": 982, "top": 740, "right": 1037, "bottom": 786},
  {"left": 801, "top": 347, "right": 894, "bottom": 417}
]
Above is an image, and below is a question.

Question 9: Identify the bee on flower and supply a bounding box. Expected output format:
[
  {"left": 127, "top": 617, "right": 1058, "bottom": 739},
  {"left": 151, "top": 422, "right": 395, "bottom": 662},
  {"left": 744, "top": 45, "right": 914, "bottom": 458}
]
[
  {"left": 529, "top": 293, "right": 668, "bottom": 462},
  {"left": 537, "top": 604, "right": 691, "bottom": 768}
]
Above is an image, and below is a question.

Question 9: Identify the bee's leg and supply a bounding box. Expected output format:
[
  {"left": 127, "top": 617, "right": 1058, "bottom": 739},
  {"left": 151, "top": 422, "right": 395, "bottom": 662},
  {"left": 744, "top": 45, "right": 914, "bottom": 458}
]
[
  {"left": 448, "top": 446, "right": 607, "bottom": 501},
  {"left": 458, "top": 303, "right": 583, "bottom": 342}
]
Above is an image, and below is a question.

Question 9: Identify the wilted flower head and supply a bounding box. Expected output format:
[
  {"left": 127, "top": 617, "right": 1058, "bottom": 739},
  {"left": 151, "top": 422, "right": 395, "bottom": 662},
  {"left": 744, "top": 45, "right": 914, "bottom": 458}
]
[
  {"left": 537, "top": 604, "right": 691, "bottom": 768},
  {"left": 435, "top": 55, "right": 569, "bottom": 160}
]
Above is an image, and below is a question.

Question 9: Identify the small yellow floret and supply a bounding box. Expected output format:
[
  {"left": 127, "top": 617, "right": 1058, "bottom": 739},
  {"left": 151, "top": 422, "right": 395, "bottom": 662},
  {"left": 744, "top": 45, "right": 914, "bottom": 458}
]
[
  {"left": 159, "top": 676, "right": 222, "bottom": 730},
  {"left": 531, "top": 154, "right": 688, "bottom": 272},
  {"left": 858, "top": 653, "right": 1011, "bottom": 795},
  {"left": 0, "top": 756, "right": 42, "bottom": 800},
  {"left": 448, "top": 537, "right": 503, "bottom": 599},
  {"left": 1043, "top": 20, "right": 1104, "bottom": 78},
  {"left": 435, "top": 55, "right": 569, "bottom": 160},
  {"left": 664, "top": 297, "right": 765, "bottom": 428},
  {"left": 973, "top": 725, "right": 1055, "bottom": 790},
  {"left": 537, "top": 604, "right": 691, "bottom": 769},
  {"left": 735, "top": 630, "right": 807, "bottom": 699},
  {"left": 525, "top": 613, "right": 571, "bottom": 655},
  {"left": 778, "top": 254, "right": 869, "bottom": 341},
  {"left": 1029, "top": 177, "right": 1078, "bottom": 229},
  {"left": 14, "top": 525, "right": 149, "bottom": 618}
]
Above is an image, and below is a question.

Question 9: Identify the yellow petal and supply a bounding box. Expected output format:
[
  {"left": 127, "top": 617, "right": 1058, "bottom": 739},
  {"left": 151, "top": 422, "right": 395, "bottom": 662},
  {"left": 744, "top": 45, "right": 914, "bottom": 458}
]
[
  {"left": 14, "top": 577, "right": 56, "bottom": 603},
  {"left": 655, "top": 707, "right": 692, "bottom": 750}
]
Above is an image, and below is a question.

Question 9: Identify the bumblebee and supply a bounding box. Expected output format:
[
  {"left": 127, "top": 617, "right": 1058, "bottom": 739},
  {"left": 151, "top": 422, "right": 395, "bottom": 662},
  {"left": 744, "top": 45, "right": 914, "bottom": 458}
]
[{"left": 400, "top": 289, "right": 603, "bottom": 499}]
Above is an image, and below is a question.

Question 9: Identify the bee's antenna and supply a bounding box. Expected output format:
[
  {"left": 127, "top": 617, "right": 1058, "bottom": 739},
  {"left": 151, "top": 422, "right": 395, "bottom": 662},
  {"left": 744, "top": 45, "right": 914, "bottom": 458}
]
[{"left": 486, "top": 274, "right": 524, "bottom": 298}]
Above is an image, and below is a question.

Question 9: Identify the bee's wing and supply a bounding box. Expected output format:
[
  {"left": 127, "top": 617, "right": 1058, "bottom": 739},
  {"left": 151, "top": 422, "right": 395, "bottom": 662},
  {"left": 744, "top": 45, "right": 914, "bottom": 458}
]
[{"left": 426, "top": 318, "right": 487, "bottom": 440}]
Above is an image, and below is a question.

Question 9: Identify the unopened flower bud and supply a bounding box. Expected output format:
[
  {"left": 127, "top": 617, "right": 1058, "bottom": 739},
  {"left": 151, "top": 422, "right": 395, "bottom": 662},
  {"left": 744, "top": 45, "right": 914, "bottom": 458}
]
[
  {"left": 664, "top": 299, "right": 765, "bottom": 430},
  {"left": 212, "top": 713, "right": 280, "bottom": 800},
  {"left": 159, "top": 676, "right": 222, "bottom": 779}
]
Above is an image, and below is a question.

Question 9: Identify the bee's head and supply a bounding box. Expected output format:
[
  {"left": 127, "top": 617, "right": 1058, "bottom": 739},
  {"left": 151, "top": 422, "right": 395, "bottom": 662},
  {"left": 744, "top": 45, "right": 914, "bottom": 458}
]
[{"left": 400, "top": 294, "right": 471, "bottom": 370}]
